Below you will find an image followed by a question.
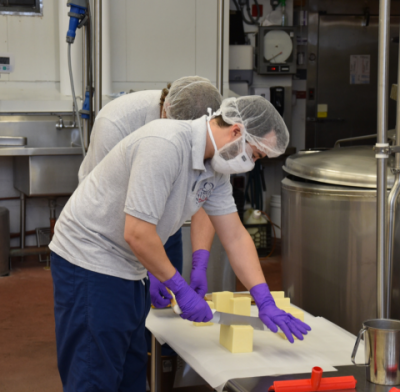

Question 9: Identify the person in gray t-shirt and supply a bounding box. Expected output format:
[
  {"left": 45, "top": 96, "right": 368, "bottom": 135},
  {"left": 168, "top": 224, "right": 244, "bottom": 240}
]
[
  {"left": 78, "top": 76, "right": 222, "bottom": 312},
  {"left": 49, "top": 96, "right": 311, "bottom": 391}
]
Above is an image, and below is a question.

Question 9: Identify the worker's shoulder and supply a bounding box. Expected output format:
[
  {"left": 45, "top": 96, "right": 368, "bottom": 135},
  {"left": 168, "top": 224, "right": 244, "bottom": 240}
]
[
  {"left": 138, "top": 118, "right": 193, "bottom": 141},
  {"left": 97, "top": 90, "right": 161, "bottom": 118}
]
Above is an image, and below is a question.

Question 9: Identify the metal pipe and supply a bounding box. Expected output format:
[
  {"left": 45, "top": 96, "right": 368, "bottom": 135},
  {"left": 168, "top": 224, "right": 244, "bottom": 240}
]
[
  {"left": 94, "top": 0, "right": 102, "bottom": 117},
  {"left": 10, "top": 247, "right": 49, "bottom": 257},
  {"left": 19, "top": 193, "right": 25, "bottom": 250},
  {"left": 385, "top": 22, "right": 400, "bottom": 317},
  {"left": 334, "top": 134, "right": 377, "bottom": 148},
  {"left": 82, "top": 22, "right": 89, "bottom": 149},
  {"left": 150, "top": 334, "right": 161, "bottom": 392},
  {"left": 376, "top": 0, "right": 391, "bottom": 319},
  {"left": 216, "top": 0, "right": 224, "bottom": 95}
]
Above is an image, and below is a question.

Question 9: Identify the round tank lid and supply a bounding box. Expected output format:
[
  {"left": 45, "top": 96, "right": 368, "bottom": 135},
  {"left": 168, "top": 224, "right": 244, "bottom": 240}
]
[{"left": 283, "top": 146, "right": 395, "bottom": 189}]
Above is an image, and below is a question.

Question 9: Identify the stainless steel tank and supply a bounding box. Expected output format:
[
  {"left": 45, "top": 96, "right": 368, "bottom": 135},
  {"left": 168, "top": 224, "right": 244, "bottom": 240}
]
[
  {"left": 0, "top": 207, "right": 10, "bottom": 276},
  {"left": 282, "top": 146, "right": 400, "bottom": 335}
]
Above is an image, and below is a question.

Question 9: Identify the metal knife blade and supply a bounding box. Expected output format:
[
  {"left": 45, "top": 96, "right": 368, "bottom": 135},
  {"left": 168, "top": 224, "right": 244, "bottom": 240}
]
[{"left": 211, "top": 310, "right": 276, "bottom": 332}]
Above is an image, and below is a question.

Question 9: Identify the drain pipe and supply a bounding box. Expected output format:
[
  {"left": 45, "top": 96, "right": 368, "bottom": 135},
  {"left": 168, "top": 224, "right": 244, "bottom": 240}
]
[
  {"left": 376, "top": 0, "right": 391, "bottom": 319},
  {"left": 386, "top": 65, "right": 400, "bottom": 316},
  {"left": 94, "top": 0, "right": 102, "bottom": 117},
  {"left": 216, "top": 0, "right": 224, "bottom": 95}
]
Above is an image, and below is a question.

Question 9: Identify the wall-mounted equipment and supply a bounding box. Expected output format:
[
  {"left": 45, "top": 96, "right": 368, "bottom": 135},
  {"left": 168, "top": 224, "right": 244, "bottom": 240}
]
[
  {"left": 229, "top": 45, "right": 253, "bottom": 85},
  {"left": 0, "top": 53, "right": 14, "bottom": 77},
  {"left": 255, "top": 26, "right": 296, "bottom": 75},
  {"left": 270, "top": 86, "right": 285, "bottom": 116}
]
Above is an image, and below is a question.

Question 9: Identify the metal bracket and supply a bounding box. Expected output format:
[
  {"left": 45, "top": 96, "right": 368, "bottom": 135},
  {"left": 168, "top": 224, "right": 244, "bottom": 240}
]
[
  {"left": 391, "top": 167, "right": 400, "bottom": 174},
  {"left": 390, "top": 146, "right": 400, "bottom": 154},
  {"left": 373, "top": 145, "right": 390, "bottom": 155}
]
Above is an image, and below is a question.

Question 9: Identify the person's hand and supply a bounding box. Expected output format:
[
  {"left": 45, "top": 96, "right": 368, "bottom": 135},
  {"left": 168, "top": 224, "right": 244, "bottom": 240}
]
[
  {"left": 189, "top": 249, "right": 210, "bottom": 299},
  {"left": 148, "top": 272, "right": 172, "bottom": 308},
  {"left": 250, "top": 283, "right": 311, "bottom": 343},
  {"left": 163, "top": 270, "right": 213, "bottom": 322}
]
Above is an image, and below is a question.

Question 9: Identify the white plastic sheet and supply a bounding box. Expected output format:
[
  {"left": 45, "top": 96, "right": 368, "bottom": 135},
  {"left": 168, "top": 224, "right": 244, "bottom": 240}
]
[{"left": 146, "top": 306, "right": 364, "bottom": 391}]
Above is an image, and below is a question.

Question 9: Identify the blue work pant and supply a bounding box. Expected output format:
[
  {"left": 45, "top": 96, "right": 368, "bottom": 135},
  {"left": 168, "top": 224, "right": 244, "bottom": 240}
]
[{"left": 51, "top": 252, "right": 151, "bottom": 392}]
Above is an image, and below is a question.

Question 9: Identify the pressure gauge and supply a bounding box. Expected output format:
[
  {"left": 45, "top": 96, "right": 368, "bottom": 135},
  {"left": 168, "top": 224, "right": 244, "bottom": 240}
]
[{"left": 255, "top": 27, "right": 296, "bottom": 75}]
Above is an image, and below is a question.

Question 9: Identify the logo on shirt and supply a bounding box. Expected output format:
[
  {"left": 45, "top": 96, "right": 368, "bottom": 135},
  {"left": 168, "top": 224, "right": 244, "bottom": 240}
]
[{"left": 196, "top": 182, "right": 215, "bottom": 205}]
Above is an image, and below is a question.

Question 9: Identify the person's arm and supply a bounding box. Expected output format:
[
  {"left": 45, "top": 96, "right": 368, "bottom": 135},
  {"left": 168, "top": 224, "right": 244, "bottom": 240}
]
[
  {"left": 209, "top": 212, "right": 311, "bottom": 343},
  {"left": 189, "top": 208, "right": 215, "bottom": 297},
  {"left": 124, "top": 214, "right": 175, "bottom": 281},
  {"left": 191, "top": 207, "right": 215, "bottom": 252},
  {"left": 124, "top": 214, "right": 212, "bottom": 322},
  {"left": 208, "top": 212, "right": 265, "bottom": 289}
]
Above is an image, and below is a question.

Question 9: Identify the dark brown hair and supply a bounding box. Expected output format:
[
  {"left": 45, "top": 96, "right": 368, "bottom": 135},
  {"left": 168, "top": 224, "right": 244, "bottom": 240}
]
[
  {"left": 159, "top": 83, "right": 172, "bottom": 107},
  {"left": 214, "top": 115, "right": 230, "bottom": 128}
]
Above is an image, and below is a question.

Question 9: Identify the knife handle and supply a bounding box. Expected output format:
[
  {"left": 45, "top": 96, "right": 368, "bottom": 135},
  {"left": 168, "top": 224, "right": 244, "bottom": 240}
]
[{"left": 166, "top": 288, "right": 182, "bottom": 314}]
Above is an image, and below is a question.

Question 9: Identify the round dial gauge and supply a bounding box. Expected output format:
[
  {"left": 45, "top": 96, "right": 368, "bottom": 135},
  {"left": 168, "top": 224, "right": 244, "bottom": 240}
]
[{"left": 264, "top": 30, "right": 293, "bottom": 63}]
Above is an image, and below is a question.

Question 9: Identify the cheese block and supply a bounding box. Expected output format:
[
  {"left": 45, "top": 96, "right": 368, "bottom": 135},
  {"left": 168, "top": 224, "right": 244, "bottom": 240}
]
[
  {"left": 212, "top": 291, "right": 234, "bottom": 312},
  {"left": 271, "top": 291, "right": 285, "bottom": 299},
  {"left": 220, "top": 324, "right": 253, "bottom": 353},
  {"left": 193, "top": 301, "right": 215, "bottom": 327},
  {"left": 278, "top": 306, "right": 305, "bottom": 340},
  {"left": 228, "top": 297, "right": 251, "bottom": 316},
  {"left": 274, "top": 297, "right": 291, "bottom": 309}
]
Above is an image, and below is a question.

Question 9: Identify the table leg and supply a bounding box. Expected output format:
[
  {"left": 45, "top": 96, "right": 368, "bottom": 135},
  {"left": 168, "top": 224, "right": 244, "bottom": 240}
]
[{"left": 151, "top": 333, "right": 162, "bottom": 392}]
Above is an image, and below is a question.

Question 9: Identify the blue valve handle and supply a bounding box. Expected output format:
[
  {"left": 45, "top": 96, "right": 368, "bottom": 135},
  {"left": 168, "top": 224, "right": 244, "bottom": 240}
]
[
  {"left": 66, "top": 4, "right": 87, "bottom": 43},
  {"left": 80, "top": 89, "right": 91, "bottom": 119}
]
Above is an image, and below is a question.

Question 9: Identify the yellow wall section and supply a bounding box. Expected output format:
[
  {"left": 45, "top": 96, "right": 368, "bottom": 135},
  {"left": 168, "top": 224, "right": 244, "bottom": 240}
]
[
  {"left": 228, "top": 297, "right": 251, "bottom": 316},
  {"left": 193, "top": 301, "right": 215, "bottom": 327},
  {"left": 212, "top": 292, "right": 234, "bottom": 312},
  {"left": 219, "top": 324, "right": 253, "bottom": 353}
]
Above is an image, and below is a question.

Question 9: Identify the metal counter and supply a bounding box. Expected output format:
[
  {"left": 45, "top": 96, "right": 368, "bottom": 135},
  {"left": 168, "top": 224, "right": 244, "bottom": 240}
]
[{"left": 224, "top": 365, "right": 396, "bottom": 392}]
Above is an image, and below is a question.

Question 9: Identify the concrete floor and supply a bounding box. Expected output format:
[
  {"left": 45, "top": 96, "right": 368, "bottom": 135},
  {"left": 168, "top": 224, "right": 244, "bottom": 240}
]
[
  {"left": 0, "top": 256, "right": 62, "bottom": 392},
  {"left": 0, "top": 246, "right": 282, "bottom": 392}
]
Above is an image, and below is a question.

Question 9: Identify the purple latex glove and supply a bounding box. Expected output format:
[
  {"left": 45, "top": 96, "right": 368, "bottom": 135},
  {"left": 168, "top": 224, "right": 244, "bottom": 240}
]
[
  {"left": 148, "top": 272, "right": 172, "bottom": 308},
  {"left": 189, "top": 249, "right": 210, "bottom": 299},
  {"left": 163, "top": 270, "right": 213, "bottom": 323},
  {"left": 250, "top": 283, "right": 311, "bottom": 343}
]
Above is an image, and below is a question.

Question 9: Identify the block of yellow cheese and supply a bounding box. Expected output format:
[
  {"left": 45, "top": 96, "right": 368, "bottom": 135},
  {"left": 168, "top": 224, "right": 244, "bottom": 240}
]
[
  {"left": 278, "top": 306, "right": 305, "bottom": 340},
  {"left": 193, "top": 301, "right": 215, "bottom": 327},
  {"left": 212, "top": 291, "right": 234, "bottom": 312},
  {"left": 274, "top": 297, "right": 291, "bottom": 309},
  {"left": 271, "top": 291, "right": 285, "bottom": 299},
  {"left": 228, "top": 297, "right": 251, "bottom": 316},
  {"left": 219, "top": 324, "right": 253, "bottom": 353}
]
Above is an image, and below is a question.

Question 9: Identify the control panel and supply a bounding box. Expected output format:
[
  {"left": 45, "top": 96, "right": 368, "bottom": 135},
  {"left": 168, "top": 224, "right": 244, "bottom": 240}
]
[{"left": 0, "top": 53, "right": 15, "bottom": 74}]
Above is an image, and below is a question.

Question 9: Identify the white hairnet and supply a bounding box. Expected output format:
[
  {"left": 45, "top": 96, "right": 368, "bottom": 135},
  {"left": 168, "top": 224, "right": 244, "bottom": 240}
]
[
  {"left": 217, "top": 96, "right": 289, "bottom": 158},
  {"left": 164, "top": 76, "right": 222, "bottom": 120}
]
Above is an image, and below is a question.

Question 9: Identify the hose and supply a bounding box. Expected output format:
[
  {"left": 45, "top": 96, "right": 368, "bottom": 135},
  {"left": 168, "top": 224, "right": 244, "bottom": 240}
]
[
  {"left": 233, "top": 0, "right": 261, "bottom": 26},
  {"left": 68, "top": 43, "right": 86, "bottom": 157}
]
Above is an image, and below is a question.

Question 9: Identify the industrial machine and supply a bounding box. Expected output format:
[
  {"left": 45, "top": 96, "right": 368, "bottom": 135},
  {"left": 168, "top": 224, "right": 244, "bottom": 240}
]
[
  {"left": 255, "top": 26, "right": 297, "bottom": 75},
  {"left": 281, "top": 146, "right": 400, "bottom": 335}
]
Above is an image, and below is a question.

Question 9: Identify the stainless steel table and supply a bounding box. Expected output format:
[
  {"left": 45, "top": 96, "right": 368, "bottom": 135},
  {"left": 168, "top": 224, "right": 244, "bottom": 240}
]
[{"left": 224, "top": 366, "right": 397, "bottom": 392}]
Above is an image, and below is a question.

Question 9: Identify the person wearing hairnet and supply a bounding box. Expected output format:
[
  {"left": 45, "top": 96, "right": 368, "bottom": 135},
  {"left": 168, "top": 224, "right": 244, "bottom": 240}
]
[
  {"left": 78, "top": 76, "right": 219, "bottom": 311},
  {"left": 49, "top": 95, "right": 311, "bottom": 391}
]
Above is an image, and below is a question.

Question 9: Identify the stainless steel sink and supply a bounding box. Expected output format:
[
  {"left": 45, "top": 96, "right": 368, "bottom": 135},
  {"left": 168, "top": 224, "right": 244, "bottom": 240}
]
[
  {"left": 0, "top": 136, "right": 27, "bottom": 146},
  {"left": 0, "top": 115, "right": 83, "bottom": 196}
]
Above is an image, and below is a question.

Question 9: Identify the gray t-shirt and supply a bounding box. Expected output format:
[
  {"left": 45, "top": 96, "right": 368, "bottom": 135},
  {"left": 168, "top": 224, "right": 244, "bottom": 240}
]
[
  {"left": 49, "top": 116, "right": 237, "bottom": 281},
  {"left": 78, "top": 90, "right": 161, "bottom": 182}
]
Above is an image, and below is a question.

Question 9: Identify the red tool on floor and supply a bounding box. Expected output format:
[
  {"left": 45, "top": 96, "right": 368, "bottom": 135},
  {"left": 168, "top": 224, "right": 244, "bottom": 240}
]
[{"left": 268, "top": 367, "right": 357, "bottom": 392}]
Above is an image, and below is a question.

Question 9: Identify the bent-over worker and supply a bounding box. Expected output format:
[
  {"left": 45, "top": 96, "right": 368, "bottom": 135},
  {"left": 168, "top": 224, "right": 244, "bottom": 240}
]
[
  {"left": 78, "top": 76, "right": 219, "bottom": 308},
  {"left": 49, "top": 95, "right": 311, "bottom": 392}
]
